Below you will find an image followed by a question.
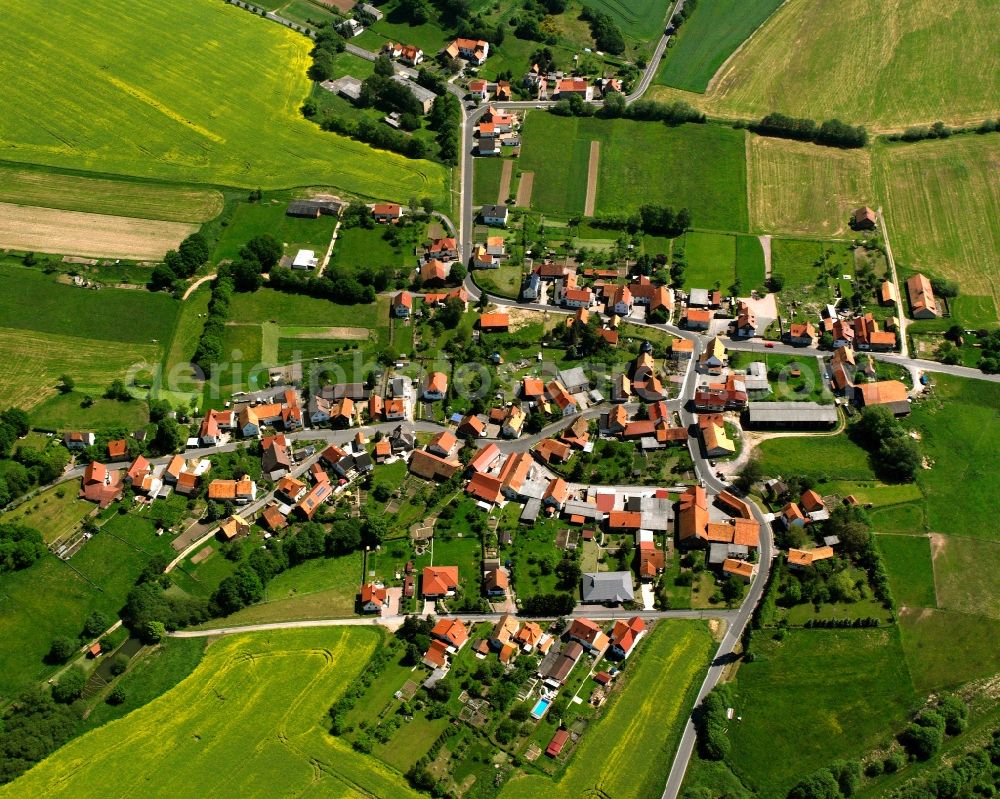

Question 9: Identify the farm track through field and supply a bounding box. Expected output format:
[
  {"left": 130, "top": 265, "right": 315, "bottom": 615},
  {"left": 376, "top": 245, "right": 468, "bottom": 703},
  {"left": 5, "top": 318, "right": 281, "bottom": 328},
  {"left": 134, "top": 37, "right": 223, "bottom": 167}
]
[
  {"left": 584, "top": 141, "right": 600, "bottom": 217},
  {"left": 497, "top": 160, "right": 513, "bottom": 205},
  {"left": 515, "top": 172, "right": 534, "bottom": 207}
]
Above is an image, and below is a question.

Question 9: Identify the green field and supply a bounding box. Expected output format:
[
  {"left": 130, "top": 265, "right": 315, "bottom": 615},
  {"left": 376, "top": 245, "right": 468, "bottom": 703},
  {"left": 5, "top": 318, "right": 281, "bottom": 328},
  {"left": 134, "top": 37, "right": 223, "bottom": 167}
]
[
  {"left": 734, "top": 234, "right": 766, "bottom": 289},
  {"left": 0, "top": 513, "right": 179, "bottom": 701},
  {"left": 580, "top": 0, "right": 674, "bottom": 43},
  {"left": 683, "top": 231, "right": 736, "bottom": 290},
  {"left": 727, "top": 628, "right": 917, "bottom": 798},
  {"left": 196, "top": 552, "right": 364, "bottom": 628},
  {"left": 473, "top": 158, "right": 505, "bottom": 205},
  {"left": 0, "top": 628, "right": 434, "bottom": 799},
  {"left": 931, "top": 537, "right": 1000, "bottom": 620},
  {"left": 899, "top": 607, "right": 1000, "bottom": 693},
  {"left": 0, "top": 264, "right": 175, "bottom": 410},
  {"left": 0, "top": 165, "right": 223, "bottom": 223},
  {"left": 0, "top": 0, "right": 448, "bottom": 203},
  {"left": 500, "top": 621, "right": 715, "bottom": 799},
  {"left": 746, "top": 134, "right": 874, "bottom": 237},
  {"left": 648, "top": 0, "right": 1000, "bottom": 131},
  {"left": 770, "top": 238, "right": 856, "bottom": 306},
  {"left": 212, "top": 202, "right": 337, "bottom": 264},
  {"left": 29, "top": 394, "right": 150, "bottom": 433},
  {"left": 875, "top": 534, "right": 937, "bottom": 608},
  {"left": 519, "top": 114, "right": 748, "bottom": 231},
  {"left": 329, "top": 225, "right": 410, "bottom": 271},
  {"left": 875, "top": 136, "right": 1000, "bottom": 324},
  {"left": 655, "top": 0, "right": 783, "bottom": 92},
  {"left": 756, "top": 433, "right": 873, "bottom": 482},
  {"left": 1, "top": 484, "right": 94, "bottom": 544},
  {"left": 907, "top": 376, "right": 1000, "bottom": 539}
]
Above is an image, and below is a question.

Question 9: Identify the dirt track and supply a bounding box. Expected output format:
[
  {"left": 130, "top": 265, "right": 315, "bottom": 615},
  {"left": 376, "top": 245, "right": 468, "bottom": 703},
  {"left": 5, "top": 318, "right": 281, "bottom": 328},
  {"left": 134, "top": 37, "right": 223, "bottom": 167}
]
[
  {"left": 0, "top": 202, "right": 196, "bottom": 260},
  {"left": 584, "top": 141, "right": 600, "bottom": 216},
  {"left": 515, "top": 172, "right": 534, "bottom": 207},
  {"left": 497, "top": 159, "right": 513, "bottom": 204}
]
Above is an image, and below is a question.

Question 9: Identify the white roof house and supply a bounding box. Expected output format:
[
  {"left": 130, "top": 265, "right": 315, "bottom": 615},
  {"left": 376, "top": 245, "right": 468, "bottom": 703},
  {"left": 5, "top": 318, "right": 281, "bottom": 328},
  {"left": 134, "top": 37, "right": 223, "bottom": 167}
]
[{"left": 292, "top": 249, "right": 318, "bottom": 269}]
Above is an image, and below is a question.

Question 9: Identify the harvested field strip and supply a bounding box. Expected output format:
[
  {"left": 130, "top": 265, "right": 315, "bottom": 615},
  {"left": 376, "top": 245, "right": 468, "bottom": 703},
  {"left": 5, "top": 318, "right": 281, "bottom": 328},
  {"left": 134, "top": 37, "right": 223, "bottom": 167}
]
[
  {"left": 498, "top": 159, "right": 513, "bottom": 204},
  {"left": 0, "top": 166, "right": 224, "bottom": 223},
  {"left": 584, "top": 141, "right": 600, "bottom": 217},
  {"left": 0, "top": 327, "right": 161, "bottom": 410},
  {"left": 746, "top": 134, "right": 873, "bottom": 236},
  {"left": 282, "top": 325, "right": 371, "bottom": 339},
  {"left": 648, "top": 0, "right": 1000, "bottom": 131},
  {"left": 515, "top": 171, "right": 534, "bottom": 207},
  {"left": 931, "top": 536, "right": 1000, "bottom": 620},
  {"left": 0, "top": 202, "right": 197, "bottom": 260},
  {"left": 873, "top": 136, "right": 1000, "bottom": 323}
]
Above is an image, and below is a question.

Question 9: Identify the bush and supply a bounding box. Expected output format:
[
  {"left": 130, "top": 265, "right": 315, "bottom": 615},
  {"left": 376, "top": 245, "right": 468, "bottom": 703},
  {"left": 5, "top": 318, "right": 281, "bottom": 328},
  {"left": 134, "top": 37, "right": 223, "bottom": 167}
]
[
  {"left": 110, "top": 655, "right": 129, "bottom": 676},
  {"left": 106, "top": 684, "right": 126, "bottom": 705},
  {"left": 47, "top": 637, "right": 76, "bottom": 664},
  {"left": 694, "top": 686, "right": 731, "bottom": 760},
  {"left": 52, "top": 668, "right": 86, "bottom": 704}
]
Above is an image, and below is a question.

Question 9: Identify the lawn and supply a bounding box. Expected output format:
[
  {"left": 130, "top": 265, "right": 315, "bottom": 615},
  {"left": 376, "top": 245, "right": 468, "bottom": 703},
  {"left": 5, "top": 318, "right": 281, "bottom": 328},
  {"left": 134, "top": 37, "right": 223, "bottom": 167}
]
[
  {"left": 874, "top": 136, "right": 1000, "bottom": 324},
  {"left": 868, "top": 502, "right": 926, "bottom": 535},
  {"left": 755, "top": 434, "right": 874, "bottom": 482},
  {"left": 473, "top": 158, "right": 505, "bottom": 206},
  {"left": 0, "top": 0, "right": 449, "bottom": 203},
  {"left": 579, "top": 0, "right": 675, "bottom": 43},
  {"left": 648, "top": 0, "right": 1000, "bottom": 131},
  {"left": 1, "top": 483, "right": 94, "bottom": 544},
  {"left": 746, "top": 134, "right": 874, "bottom": 237},
  {"left": 769, "top": 238, "right": 856, "bottom": 306},
  {"left": 0, "top": 513, "right": 176, "bottom": 701},
  {"left": 726, "top": 627, "right": 917, "bottom": 799},
  {"left": 329, "top": 225, "right": 410, "bottom": 270},
  {"left": 195, "top": 552, "right": 364, "bottom": 628},
  {"left": 518, "top": 113, "right": 748, "bottom": 231},
  {"left": 0, "top": 165, "right": 223, "bottom": 223},
  {"left": 0, "top": 628, "right": 431, "bottom": 799},
  {"left": 29, "top": 394, "right": 150, "bottom": 432},
  {"left": 899, "top": 607, "right": 1000, "bottom": 693},
  {"left": 475, "top": 265, "right": 524, "bottom": 298},
  {"left": 683, "top": 230, "right": 736, "bottom": 290},
  {"left": 873, "top": 535, "right": 937, "bottom": 608},
  {"left": 907, "top": 375, "right": 1000, "bottom": 539},
  {"left": 211, "top": 201, "right": 338, "bottom": 264},
  {"left": 162, "top": 283, "right": 212, "bottom": 398},
  {"left": 500, "top": 621, "right": 715, "bottom": 799},
  {"left": 931, "top": 537, "right": 1000, "bottom": 620},
  {"left": 229, "top": 288, "right": 381, "bottom": 329},
  {"left": 734, "top": 234, "right": 766, "bottom": 291},
  {"left": 730, "top": 351, "right": 832, "bottom": 404},
  {"left": 655, "top": 0, "right": 783, "bottom": 92}
]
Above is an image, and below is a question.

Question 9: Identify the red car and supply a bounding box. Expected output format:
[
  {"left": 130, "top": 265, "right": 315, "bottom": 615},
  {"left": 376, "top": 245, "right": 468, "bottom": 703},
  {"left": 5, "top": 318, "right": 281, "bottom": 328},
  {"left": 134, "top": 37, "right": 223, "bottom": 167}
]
[{"left": 764, "top": 341, "right": 775, "bottom": 348}]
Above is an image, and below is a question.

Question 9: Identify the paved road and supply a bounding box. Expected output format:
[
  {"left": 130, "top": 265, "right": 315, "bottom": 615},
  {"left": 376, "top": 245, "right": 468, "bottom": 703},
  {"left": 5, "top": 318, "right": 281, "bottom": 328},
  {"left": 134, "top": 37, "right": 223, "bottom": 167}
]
[{"left": 171, "top": 607, "right": 736, "bottom": 638}]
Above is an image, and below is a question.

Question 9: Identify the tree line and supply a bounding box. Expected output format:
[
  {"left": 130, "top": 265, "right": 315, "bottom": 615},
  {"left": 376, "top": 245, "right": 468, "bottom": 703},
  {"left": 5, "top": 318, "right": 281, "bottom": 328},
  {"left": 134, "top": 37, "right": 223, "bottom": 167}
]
[
  {"left": 151, "top": 232, "right": 209, "bottom": 292},
  {"left": 747, "top": 113, "right": 868, "bottom": 149}
]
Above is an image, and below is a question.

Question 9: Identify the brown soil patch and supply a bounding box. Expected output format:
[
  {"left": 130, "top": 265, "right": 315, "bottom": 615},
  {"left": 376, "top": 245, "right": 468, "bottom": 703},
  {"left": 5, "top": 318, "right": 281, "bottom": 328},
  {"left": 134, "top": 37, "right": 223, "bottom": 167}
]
[
  {"left": 286, "top": 326, "right": 370, "bottom": 340},
  {"left": 928, "top": 532, "right": 947, "bottom": 561},
  {"left": 497, "top": 159, "right": 513, "bottom": 204},
  {"left": 0, "top": 202, "right": 196, "bottom": 260},
  {"left": 583, "top": 141, "right": 600, "bottom": 217},
  {"left": 313, "top": 0, "right": 354, "bottom": 10},
  {"left": 515, "top": 171, "right": 534, "bottom": 207},
  {"left": 191, "top": 546, "right": 214, "bottom": 565}
]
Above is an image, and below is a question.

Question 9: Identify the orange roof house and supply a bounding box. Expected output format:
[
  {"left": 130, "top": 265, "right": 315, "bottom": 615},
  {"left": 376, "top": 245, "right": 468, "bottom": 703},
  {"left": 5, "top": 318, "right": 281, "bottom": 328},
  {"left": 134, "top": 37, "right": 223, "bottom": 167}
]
[
  {"left": 857, "top": 381, "right": 910, "bottom": 414},
  {"left": 466, "top": 471, "right": 503, "bottom": 504},
  {"left": 722, "top": 558, "right": 756, "bottom": 582},
  {"left": 431, "top": 617, "right": 469, "bottom": 648},
  {"left": 534, "top": 438, "right": 570, "bottom": 464},
  {"left": 422, "top": 566, "right": 459, "bottom": 597},
  {"left": 906, "top": 273, "right": 940, "bottom": 319},
  {"left": 568, "top": 618, "right": 609, "bottom": 651},
  {"left": 609, "top": 616, "right": 645, "bottom": 659},
  {"left": 423, "top": 639, "right": 450, "bottom": 668},
  {"left": 479, "top": 312, "right": 510, "bottom": 332},
  {"left": 107, "top": 439, "right": 128, "bottom": 461},
  {"left": 677, "top": 485, "right": 708, "bottom": 542},
  {"left": 787, "top": 546, "right": 835, "bottom": 568}
]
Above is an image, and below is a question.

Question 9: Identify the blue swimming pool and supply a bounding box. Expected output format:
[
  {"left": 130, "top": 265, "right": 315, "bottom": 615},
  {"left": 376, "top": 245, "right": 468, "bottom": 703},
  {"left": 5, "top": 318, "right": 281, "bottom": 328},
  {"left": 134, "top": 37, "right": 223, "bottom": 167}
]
[{"left": 530, "top": 698, "right": 551, "bottom": 719}]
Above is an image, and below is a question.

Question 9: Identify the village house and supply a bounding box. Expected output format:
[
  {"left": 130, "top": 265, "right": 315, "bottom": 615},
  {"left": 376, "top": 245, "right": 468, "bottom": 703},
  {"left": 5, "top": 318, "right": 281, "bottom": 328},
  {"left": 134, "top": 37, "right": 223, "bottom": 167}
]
[
  {"left": 420, "top": 259, "right": 449, "bottom": 285},
  {"left": 856, "top": 380, "right": 911, "bottom": 415},
  {"left": 446, "top": 38, "right": 490, "bottom": 65},
  {"left": 484, "top": 567, "right": 509, "bottom": 597},
  {"left": 431, "top": 617, "right": 469, "bottom": 649},
  {"left": 218, "top": 514, "right": 251, "bottom": 541},
  {"left": 555, "top": 77, "right": 593, "bottom": 100},
  {"left": 546, "top": 379, "right": 578, "bottom": 416},
  {"left": 79, "top": 461, "right": 122, "bottom": 507},
  {"left": 409, "top": 448, "right": 462, "bottom": 481},
  {"left": 468, "top": 78, "right": 488, "bottom": 101},
  {"left": 734, "top": 302, "right": 758, "bottom": 338},
  {"left": 682, "top": 307, "right": 711, "bottom": 331},
  {"left": 422, "top": 565, "right": 459, "bottom": 598},
  {"left": 722, "top": 558, "right": 756, "bottom": 583},
  {"left": 580, "top": 572, "right": 634, "bottom": 605},
  {"left": 608, "top": 616, "right": 646, "bottom": 659},
  {"left": 568, "top": 618, "right": 610, "bottom": 652},
  {"left": 63, "top": 431, "right": 96, "bottom": 451},
  {"left": 698, "top": 414, "right": 736, "bottom": 458},
  {"left": 296, "top": 481, "right": 332, "bottom": 519},
  {"left": 423, "top": 371, "right": 448, "bottom": 400},
  {"left": 372, "top": 202, "right": 402, "bottom": 224},
  {"left": 698, "top": 336, "right": 728, "bottom": 374},
  {"left": 479, "top": 311, "right": 509, "bottom": 333},
  {"left": 479, "top": 204, "right": 509, "bottom": 226},
  {"left": 359, "top": 583, "right": 389, "bottom": 614},
  {"left": 906, "top": 273, "right": 941, "bottom": 319},
  {"left": 787, "top": 322, "right": 816, "bottom": 347},
  {"left": 468, "top": 442, "right": 501, "bottom": 474},
  {"left": 208, "top": 476, "right": 257, "bottom": 505},
  {"left": 787, "top": 546, "right": 835, "bottom": 569},
  {"left": 880, "top": 280, "right": 898, "bottom": 306},
  {"left": 851, "top": 206, "right": 877, "bottom": 231}
]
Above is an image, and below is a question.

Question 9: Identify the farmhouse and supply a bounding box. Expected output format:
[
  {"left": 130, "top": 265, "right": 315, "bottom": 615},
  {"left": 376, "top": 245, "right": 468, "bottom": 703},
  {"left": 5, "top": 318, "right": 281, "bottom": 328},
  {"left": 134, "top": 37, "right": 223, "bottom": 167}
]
[
  {"left": 556, "top": 77, "right": 593, "bottom": 100},
  {"left": 218, "top": 514, "right": 250, "bottom": 541},
  {"left": 787, "top": 546, "right": 835, "bottom": 569},
  {"left": 568, "top": 618, "right": 609, "bottom": 651},
  {"left": 359, "top": 583, "right": 389, "bottom": 614},
  {"left": 420, "top": 259, "right": 449, "bottom": 284},
  {"left": 64, "top": 431, "right": 95, "bottom": 451},
  {"left": 880, "top": 280, "right": 898, "bottom": 306},
  {"left": 79, "top": 461, "right": 122, "bottom": 507},
  {"left": 408, "top": 449, "right": 462, "bottom": 481},
  {"left": 856, "top": 381, "right": 910, "bottom": 415},
  {"left": 391, "top": 75, "right": 436, "bottom": 113},
  {"left": 480, "top": 204, "right": 509, "bottom": 226},
  {"left": 479, "top": 312, "right": 509, "bottom": 332},
  {"left": 722, "top": 558, "right": 756, "bottom": 583},
  {"left": 851, "top": 206, "right": 877, "bottom": 230},
  {"left": 905, "top": 273, "right": 941, "bottom": 319},
  {"left": 208, "top": 477, "right": 257, "bottom": 505},
  {"left": 373, "top": 203, "right": 403, "bottom": 224},
  {"left": 424, "top": 371, "right": 448, "bottom": 400},
  {"left": 468, "top": 78, "right": 488, "bottom": 101},
  {"left": 286, "top": 199, "right": 342, "bottom": 218}
]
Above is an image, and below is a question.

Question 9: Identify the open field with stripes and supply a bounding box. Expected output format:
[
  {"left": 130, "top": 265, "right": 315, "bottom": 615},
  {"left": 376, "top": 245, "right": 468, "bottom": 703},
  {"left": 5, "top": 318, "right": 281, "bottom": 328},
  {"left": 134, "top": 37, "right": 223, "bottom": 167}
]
[
  {"left": 0, "top": 0, "right": 449, "bottom": 203},
  {"left": 649, "top": 0, "right": 1000, "bottom": 130}
]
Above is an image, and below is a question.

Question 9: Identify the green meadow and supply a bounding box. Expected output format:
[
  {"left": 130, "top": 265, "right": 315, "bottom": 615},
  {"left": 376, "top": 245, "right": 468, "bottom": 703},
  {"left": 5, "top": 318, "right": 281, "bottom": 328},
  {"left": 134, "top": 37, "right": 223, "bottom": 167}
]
[{"left": 0, "top": 0, "right": 448, "bottom": 203}]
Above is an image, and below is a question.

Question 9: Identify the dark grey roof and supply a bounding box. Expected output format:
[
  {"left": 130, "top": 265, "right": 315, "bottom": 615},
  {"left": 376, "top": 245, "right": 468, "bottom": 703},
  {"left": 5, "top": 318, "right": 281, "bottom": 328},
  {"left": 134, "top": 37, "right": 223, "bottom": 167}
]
[
  {"left": 746, "top": 402, "right": 839, "bottom": 424},
  {"left": 480, "top": 204, "right": 508, "bottom": 218},
  {"left": 581, "top": 571, "right": 634, "bottom": 603}
]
